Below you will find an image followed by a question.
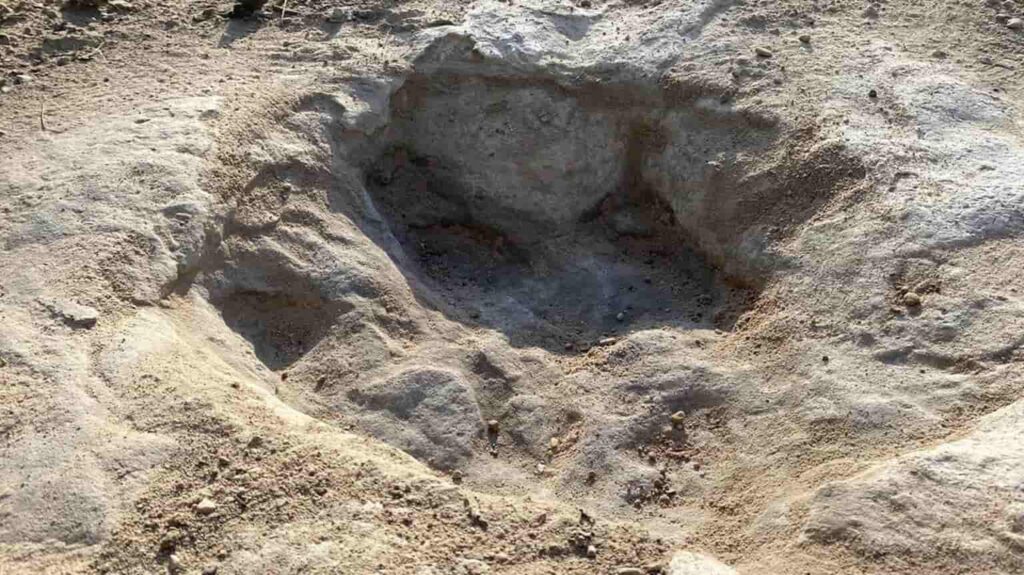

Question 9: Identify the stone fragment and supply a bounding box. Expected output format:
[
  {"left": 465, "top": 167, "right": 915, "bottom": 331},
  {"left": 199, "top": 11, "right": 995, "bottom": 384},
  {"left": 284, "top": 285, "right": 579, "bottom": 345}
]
[
  {"left": 167, "top": 553, "right": 183, "bottom": 574},
  {"left": 196, "top": 498, "right": 218, "bottom": 515},
  {"left": 43, "top": 299, "right": 99, "bottom": 329},
  {"left": 902, "top": 292, "right": 922, "bottom": 307},
  {"left": 670, "top": 411, "right": 686, "bottom": 428},
  {"left": 755, "top": 46, "right": 773, "bottom": 58}
]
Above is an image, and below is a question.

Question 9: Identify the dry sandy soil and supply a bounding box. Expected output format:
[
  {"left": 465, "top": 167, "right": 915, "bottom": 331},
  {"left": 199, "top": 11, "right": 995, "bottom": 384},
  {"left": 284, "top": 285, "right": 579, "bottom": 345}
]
[{"left": 2, "top": 0, "right": 1024, "bottom": 574}]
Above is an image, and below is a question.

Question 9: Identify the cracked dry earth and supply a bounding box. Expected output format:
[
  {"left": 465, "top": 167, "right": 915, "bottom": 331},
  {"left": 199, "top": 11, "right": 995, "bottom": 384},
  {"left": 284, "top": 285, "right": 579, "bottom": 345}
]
[{"left": 2, "top": 0, "right": 1024, "bottom": 574}]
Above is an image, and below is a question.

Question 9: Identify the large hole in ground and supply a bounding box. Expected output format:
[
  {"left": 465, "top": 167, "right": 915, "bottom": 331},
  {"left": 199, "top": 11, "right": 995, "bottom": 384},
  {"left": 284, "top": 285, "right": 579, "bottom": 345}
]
[{"left": 362, "top": 73, "right": 764, "bottom": 351}]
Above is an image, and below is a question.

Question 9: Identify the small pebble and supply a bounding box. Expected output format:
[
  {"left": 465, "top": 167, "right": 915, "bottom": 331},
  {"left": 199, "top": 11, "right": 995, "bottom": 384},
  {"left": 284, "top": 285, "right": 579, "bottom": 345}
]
[
  {"left": 670, "top": 411, "right": 686, "bottom": 428},
  {"left": 754, "top": 46, "right": 773, "bottom": 58},
  {"left": 1009, "top": 18, "right": 1023, "bottom": 30},
  {"left": 616, "top": 311, "right": 626, "bottom": 321},
  {"left": 487, "top": 419, "right": 500, "bottom": 433},
  {"left": 167, "top": 554, "right": 183, "bottom": 574},
  {"left": 931, "top": 49, "right": 948, "bottom": 58},
  {"left": 903, "top": 292, "right": 922, "bottom": 307},
  {"left": 798, "top": 34, "right": 811, "bottom": 43},
  {"left": 196, "top": 498, "right": 218, "bottom": 515},
  {"left": 617, "top": 569, "right": 644, "bottom": 575},
  {"left": 586, "top": 544, "right": 597, "bottom": 558},
  {"left": 868, "top": 88, "right": 878, "bottom": 98},
  {"left": 549, "top": 437, "right": 560, "bottom": 450}
]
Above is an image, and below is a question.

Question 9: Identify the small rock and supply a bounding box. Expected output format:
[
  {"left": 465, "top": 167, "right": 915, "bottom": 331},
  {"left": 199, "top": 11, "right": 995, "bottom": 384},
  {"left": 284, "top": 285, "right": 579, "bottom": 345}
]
[
  {"left": 931, "top": 49, "right": 948, "bottom": 58},
  {"left": 995, "top": 13, "right": 1010, "bottom": 24},
  {"left": 196, "top": 498, "right": 218, "bottom": 515},
  {"left": 107, "top": 0, "right": 134, "bottom": 11},
  {"left": 44, "top": 299, "right": 99, "bottom": 329},
  {"left": 586, "top": 544, "right": 598, "bottom": 558},
  {"left": 617, "top": 569, "right": 645, "bottom": 575},
  {"left": 902, "top": 292, "right": 922, "bottom": 307},
  {"left": 452, "top": 469, "right": 464, "bottom": 484},
  {"left": 798, "top": 34, "right": 811, "bottom": 43},
  {"left": 487, "top": 419, "right": 500, "bottom": 432},
  {"left": 670, "top": 411, "right": 686, "bottom": 428},
  {"left": 202, "top": 567, "right": 218, "bottom": 575},
  {"left": 616, "top": 311, "right": 626, "bottom": 321},
  {"left": 167, "top": 553, "right": 183, "bottom": 574},
  {"left": 868, "top": 88, "right": 878, "bottom": 98},
  {"left": 14, "top": 74, "right": 32, "bottom": 85},
  {"left": 549, "top": 437, "right": 560, "bottom": 450},
  {"left": 1009, "top": 18, "right": 1023, "bottom": 30},
  {"left": 863, "top": 5, "right": 879, "bottom": 18},
  {"left": 536, "top": 463, "right": 547, "bottom": 475},
  {"left": 754, "top": 46, "right": 773, "bottom": 58}
]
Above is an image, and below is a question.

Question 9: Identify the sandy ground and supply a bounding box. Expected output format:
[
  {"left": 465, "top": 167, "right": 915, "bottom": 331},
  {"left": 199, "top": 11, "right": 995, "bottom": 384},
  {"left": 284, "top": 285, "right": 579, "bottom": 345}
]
[{"left": 2, "top": 1, "right": 1024, "bottom": 574}]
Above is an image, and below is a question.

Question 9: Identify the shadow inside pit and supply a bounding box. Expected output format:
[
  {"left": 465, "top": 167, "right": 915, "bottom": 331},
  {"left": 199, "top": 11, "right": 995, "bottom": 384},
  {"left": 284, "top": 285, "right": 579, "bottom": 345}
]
[
  {"left": 216, "top": 289, "right": 354, "bottom": 370},
  {"left": 363, "top": 148, "right": 749, "bottom": 355}
]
